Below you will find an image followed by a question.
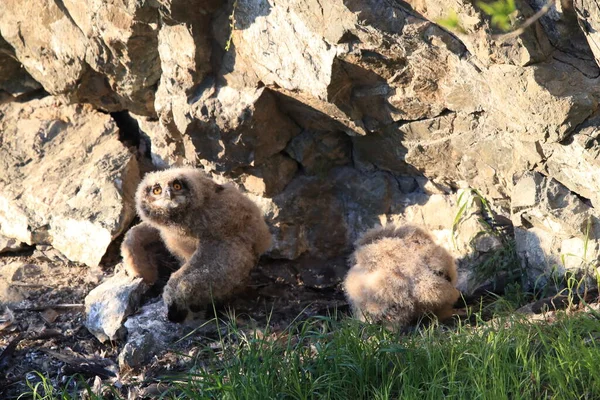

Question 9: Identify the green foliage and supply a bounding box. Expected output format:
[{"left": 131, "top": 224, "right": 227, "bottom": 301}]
[
  {"left": 439, "top": 0, "right": 520, "bottom": 33},
  {"left": 451, "top": 188, "right": 498, "bottom": 249},
  {"left": 452, "top": 188, "right": 522, "bottom": 282},
  {"left": 436, "top": 10, "right": 466, "bottom": 33},
  {"left": 477, "top": 0, "right": 517, "bottom": 31},
  {"left": 18, "top": 372, "right": 57, "bottom": 400},
  {"left": 17, "top": 372, "right": 105, "bottom": 400},
  {"left": 224, "top": 0, "right": 239, "bottom": 52},
  {"left": 451, "top": 189, "right": 471, "bottom": 249}
]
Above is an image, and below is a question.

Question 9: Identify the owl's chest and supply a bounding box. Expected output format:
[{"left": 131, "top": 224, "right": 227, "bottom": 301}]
[{"left": 161, "top": 230, "right": 199, "bottom": 262}]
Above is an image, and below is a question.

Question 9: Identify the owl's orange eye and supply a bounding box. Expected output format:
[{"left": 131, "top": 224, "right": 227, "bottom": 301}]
[
  {"left": 152, "top": 186, "right": 162, "bottom": 195},
  {"left": 173, "top": 182, "right": 182, "bottom": 191}
]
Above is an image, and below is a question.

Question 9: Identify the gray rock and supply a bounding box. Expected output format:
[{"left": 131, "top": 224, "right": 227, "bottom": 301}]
[
  {"left": 331, "top": 167, "right": 396, "bottom": 243},
  {"left": 118, "top": 300, "right": 183, "bottom": 370},
  {"left": 577, "top": 0, "right": 600, "bottom": 69},
  {"left": 240, "top": 153, "right": 298, "bottom": 197},
  {"left": 0, "top": 0, "right": 88, "bottom": 96},
  {"left": 0, "top": 36, "right": 41, "bottom": 103},
  {"left": 396, "top": 177, "right": 418, "bottom": 194},
  {"left": 541, "top": 112, "right": 600, "bottom": 208},
  {"left": 0, "top": 97, "right": 140, "bottom": 266},
  {"left": 85, "top": 273, "right": 150, "bottom": 343},
  {"left": 511, "top": 173, "right": 542, "bottom": 210},
  {"left": 286, "top": 130, "right": 352, "bottom": 175},
  {"left": 154, "top": 2, "right": 219, "bottom": 123},
  {"left": 185, "top": 86, "right": 301, "bottom": 172},
  {"left": 511, "top": 172, "right": 600, "bottom": 289},
  {"left": 133, "top": 114, "right": 187, "bottom": 168},
  {"left": 0, "top": 235, "right": 26, "bottom": 254},
  {"left": 407, "top": 0, "right": 552, "bottom": 66},
  {"left": 531, "top": 0, "right": 598, "bottom": 65},
  {"left": 0, "top": 0, "right": 162, "bottom": 114},
  {"left": 263, "top": 175, "right": 348, "bottom": 260}
]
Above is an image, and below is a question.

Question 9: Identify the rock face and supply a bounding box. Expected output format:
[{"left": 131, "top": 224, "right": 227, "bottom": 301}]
[
  {"left": 0, "top": 97, "right": 140, "bottom": 266},
  {"left": 0, "top": 235, "right": 26, "bottom": 254},
  {"left": 1, "top": 0, "right": 600, "bottom": 293},
  {"left": 0, "top": 36, "right": 42, "bottom": 104},
  {"left": 511, "top": 172, "right": 600, "bottom": 288}
]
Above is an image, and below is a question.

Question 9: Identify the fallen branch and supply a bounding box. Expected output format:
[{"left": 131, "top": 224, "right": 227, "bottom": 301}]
[{"left": 40, "top": 348, "right": 117, "bottom": 379}]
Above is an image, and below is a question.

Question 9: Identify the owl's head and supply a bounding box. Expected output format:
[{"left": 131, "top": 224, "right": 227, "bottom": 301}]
[{"left": 136, "top": 169, "right": 195, "bottom": 224}]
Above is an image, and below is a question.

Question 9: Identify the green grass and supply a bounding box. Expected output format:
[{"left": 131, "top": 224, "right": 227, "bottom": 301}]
[
  {"left": 17, "top": 372, "right": 104, "bottom": 400},
  {"left": 165, "top": 312, "right": 600, "bottom": 400},
  {"left": 18, "top": 309, "right": 600, "bottom": 400}
]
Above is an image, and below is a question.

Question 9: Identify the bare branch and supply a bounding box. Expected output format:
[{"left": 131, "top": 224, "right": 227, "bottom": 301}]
[{"left": 492, "top": 0, "right": 556, "bottom": 42}]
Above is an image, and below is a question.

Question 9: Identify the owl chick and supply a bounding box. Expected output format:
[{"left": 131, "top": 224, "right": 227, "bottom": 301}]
[
  {"left": 343, "top": 224, "right": 459, "bottom": 327},
  {"left": 121, "top": 167, "right": 272, "bottom": 322}
]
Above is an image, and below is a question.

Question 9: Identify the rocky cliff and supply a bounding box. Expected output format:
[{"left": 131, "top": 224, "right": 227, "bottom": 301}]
[{"left": 1, "top": 0, "right": 600, "bottom": 293}]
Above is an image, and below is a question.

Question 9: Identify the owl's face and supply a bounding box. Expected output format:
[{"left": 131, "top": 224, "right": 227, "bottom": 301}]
[{"left": 138, "top": 176, "right": 192, "bottom": 224}]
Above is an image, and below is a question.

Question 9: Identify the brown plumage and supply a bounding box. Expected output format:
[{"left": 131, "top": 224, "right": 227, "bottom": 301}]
[
  {"left": 121, "top": 167, "right": 272, "bottom": 322},
  {"left": 343, "top": 224, "right": 459, "bottom": 327}
]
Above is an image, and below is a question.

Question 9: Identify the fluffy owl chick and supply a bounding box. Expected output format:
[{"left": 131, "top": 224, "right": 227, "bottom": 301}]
[
  {"left": 121, "top": 167, "right": 272, "bottom": 322},
  {"left": 343, "top": 224, "right": 459, "bottom": 327}
]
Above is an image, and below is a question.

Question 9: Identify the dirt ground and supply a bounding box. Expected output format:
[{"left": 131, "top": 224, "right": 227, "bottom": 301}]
[{"left": 0, "top": 246, "right": 349, "bottom": 399}]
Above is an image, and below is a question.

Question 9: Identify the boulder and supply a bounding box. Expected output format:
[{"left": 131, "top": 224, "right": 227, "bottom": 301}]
[
  {"left": 0, "top": 235, "right": 26, "bottom": 254},
  {"left": 0, "top": 0, "right": 162, "bottom": 114},
  {"left": 511, "top": 172, "right": 600, "bottom": 289},
  {"left": 0, "top": 36, "right": 42, "bottom": 103},
  {"left": 407, "top": 0, "right": 552, "bottom": 66},
  {"left": 85, "top": 272, "right": 149, "bottom": 343},
  {"left": 541, "top": 112, "right": 600, "bottom": 208},
  {"left": 576, "top": 0, "right": 600, "bottom": 69},
  {"left": 118, "top": 300, "right": 183, "bottom": 370},
  {"left": 0, "top": 97, "right": 140, "bottom": 266},
  {"left": 286, "top": 130, "right": 352, "bottom": 176},
  {"left": 184, "top": 86, "right": 301, "bottom": 172},
  {"left": 154, "top": 0, "right": 221, "bottom": 123}
]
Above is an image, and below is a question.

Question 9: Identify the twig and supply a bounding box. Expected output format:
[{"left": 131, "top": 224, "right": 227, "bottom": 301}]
[
  {"left": 492, "top": 0, "right": 555, "bottom": 42},
  {"left": 225, "top": 0, "right": 239, "bottom": 51},
  {"left": 28, "top": 329, "right": 62, "bottom": 341}
]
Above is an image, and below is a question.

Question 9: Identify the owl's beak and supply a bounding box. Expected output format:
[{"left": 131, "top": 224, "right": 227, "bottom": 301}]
[{"left": 165, "top": 188, "right": 174, "bottom": 199}]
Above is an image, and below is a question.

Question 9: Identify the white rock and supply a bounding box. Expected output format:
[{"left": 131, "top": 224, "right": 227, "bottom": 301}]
[{"left": 85, "top": 272, "right": 149, "bottom": 343}]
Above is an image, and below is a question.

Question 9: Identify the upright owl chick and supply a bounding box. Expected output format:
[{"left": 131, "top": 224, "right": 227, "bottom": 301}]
[
  {"left": 121, "top": 167, "right": 272, "bottom": 322},
  {"left": 343, "top": 224, "right": 459, "bottom": 327}
]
